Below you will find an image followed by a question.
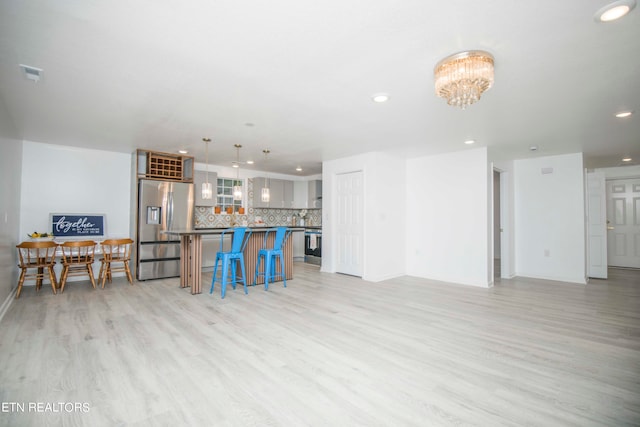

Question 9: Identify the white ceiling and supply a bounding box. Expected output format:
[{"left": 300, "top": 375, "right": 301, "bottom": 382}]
[{"left": 1, "top": 1, "right": 639, "bottom": 175}]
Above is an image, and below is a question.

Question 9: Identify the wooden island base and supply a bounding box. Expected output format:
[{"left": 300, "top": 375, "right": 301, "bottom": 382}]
[{"left": 170, "top": 228, "right": 297, "bottom": 294}]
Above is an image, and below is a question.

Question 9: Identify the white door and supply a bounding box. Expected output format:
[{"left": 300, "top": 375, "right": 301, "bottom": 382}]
[
  {"left": 493, "top": 170, "right": 501, "bottom": 279},
  {"left": 607, "top": 178, "right": 640, "bottom": 268},
  {"left": 587, "top": 171, "right": 607, "bottom": 278},
  {"left": 336, "top": 171, "right": 364, "bottom": 276}
]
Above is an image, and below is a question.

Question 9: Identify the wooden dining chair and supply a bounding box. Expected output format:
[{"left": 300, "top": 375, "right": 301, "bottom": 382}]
[
  {"left": 15, "top": 241, "right": 59, "bottom": 298},
  {"left": 59, "top": 240, "right": 97, "bottom": 292},
  {"left": 98, "top": 238, "right": 134, "bottom": 288}
]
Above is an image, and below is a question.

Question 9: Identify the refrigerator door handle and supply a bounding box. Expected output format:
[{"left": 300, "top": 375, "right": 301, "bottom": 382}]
[{"left": 167, "top": 190, "right": 174, "bottom": 230}]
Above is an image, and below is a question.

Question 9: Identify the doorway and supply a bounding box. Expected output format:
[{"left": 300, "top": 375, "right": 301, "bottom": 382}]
[
  {"left": 335, "top": 171, "right": 364, "bottom": 277},
  {"left": 493, "top": 170, "right": 501, "bottom": 278},
  {"left": 586, "top": 171, "right": 607, "bottom": 279},
  {"left": 492, "top": 168, "right": 511, "bottom": 280}
]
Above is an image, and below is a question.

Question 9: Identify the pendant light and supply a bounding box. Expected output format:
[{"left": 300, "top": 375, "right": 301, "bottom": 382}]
[
  {"left": 233, "top": 144, "right": 243, "bottom": 201},
  {"left": 261, "top": 149, "right": 271, "bottom": 203},
  {"left": 201, "top": 138, "right": 213, "bottom": 200}
]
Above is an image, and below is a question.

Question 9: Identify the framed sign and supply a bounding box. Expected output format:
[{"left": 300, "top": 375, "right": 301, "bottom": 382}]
[{"left": 50, "top": 214, "right": 106, "bottom": 237}]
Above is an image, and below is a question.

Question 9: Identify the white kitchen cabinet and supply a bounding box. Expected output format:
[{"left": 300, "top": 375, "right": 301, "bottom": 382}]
[
  {"left": 292, "top": 230, "right": 305, "bottom": 261},
  {"left": 293, "top": 181, "right": 308, "bottom": 208},
  {"left": 194, "top": 170, "right": 218, "bottom": 207},
  {"left": 253, "top": 177, "right": 268, "bottom": 208},
  {"left": 308, "top": 180, "right": 322, "bottom": 208},
  {"left": 270, "top": 180, "right": 284, "bottom": 207},
  {"left": 282, "top": 180, "right": 294, "bottom": 208},
  {"left": 252, "top": 178, "right": 294, "bottom": 208}
]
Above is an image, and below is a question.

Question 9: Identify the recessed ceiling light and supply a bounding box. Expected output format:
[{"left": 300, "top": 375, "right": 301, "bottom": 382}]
[
  {"left": 372, "top": 93, "right": 389, "bottom": 103},
  {"left": 178, "top": 149, "right": 188, "bottom": 154},
  {"left": 246, "top": 160, "right": 254, "bottom": 165},
  {"left": 622, "top": 156, "right": 633, "bottom": 162},
  {"left": 464, "top": 140, "right": 475, "bottom": 145},
  {"left": 594, "top": 0, "right": 636, "bottom": 22},
  {"left": 615, "top": 110, "right": 633, "bottom": 118},
  {"left": 296, "top": 166, "right": 302, "bottom": 172}
]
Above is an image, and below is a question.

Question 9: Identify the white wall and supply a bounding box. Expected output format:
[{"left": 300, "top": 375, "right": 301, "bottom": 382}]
[
  {"left": 0, "top": 99, "right": 23, "bottom": 306},
  {"left": 406, "top": 147, "right": 491, "bottom": 287},
  {"left": 514, "top": 153, "right": 586, "bottom": 284},
  {"left": 20, "top": 141, "right": 132, "bottom": 239},
  {"left": 320, "top": 148, "right": 590, "bottom": 288},
  {"left": 20, "top": 141, "right": 133, "bottom": 281},
  {"left": 366, "top": 152, "right": 406, "bottom": 281},
  {"left": 323, "top": 151, "right": 406, "bottom": 282}
]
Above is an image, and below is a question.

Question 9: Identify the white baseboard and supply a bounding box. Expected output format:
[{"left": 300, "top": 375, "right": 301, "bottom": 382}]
[{"left": 515, "top": 273, "right": 587, "bottom": 285}]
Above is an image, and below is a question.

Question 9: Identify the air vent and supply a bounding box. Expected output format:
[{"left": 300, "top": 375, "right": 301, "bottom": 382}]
[
  {"left": 19, "top": 64, "right": 43, "bottom": 82},
  {"left": 541, "top": 167, "right": 554, "bottom": 175}
]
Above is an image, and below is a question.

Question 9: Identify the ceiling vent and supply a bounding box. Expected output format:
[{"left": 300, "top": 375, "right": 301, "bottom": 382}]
[{"left": 19, "top": 64, "right": 43, "bottom": 82}]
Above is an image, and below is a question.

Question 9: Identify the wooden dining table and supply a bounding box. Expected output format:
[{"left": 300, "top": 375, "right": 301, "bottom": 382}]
[{"left": 162, "top": 227, "right": 304, "bottom": 295}]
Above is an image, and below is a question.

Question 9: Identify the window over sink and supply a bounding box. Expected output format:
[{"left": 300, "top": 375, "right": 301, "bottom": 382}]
[{"left": 217, "top": 178, "right": 243, "bottom": 212}]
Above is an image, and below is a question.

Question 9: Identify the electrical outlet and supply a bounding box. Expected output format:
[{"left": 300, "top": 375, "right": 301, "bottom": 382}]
[{"left": 544, "top": 249, "right": 550, "bottom": 257}]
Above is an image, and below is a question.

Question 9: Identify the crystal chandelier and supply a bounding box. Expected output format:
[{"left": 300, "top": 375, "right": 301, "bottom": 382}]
[
  {"left": 261, "top": 149, "right": 271, "bottom": 203},
  {"left": 233, "top": 144, "right": 243, "bottom": 201},
  {"left": 434, "top": 50, "right": 494, "bottom": 109},
  {"left": 201, "top": 138, "right": 213, "bottom": 200}
]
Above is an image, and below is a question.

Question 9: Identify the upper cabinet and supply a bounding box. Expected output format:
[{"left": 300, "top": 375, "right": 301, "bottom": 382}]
[
  {"left": 253, "top": 177, "right": 268, "bottom": 208},
  {"left": 282, "top": 180, "right": 294, "bottom": 207},
  {"left": 253, "top": 178, "right": 294, "bottom": 208},
  {"left": 308, "top": 180, "right": 322, "bottom": 208},
  {"left": 136, "top": 149, "right": 194, "bottom": 182},
  {"left": 194, "top": 170, "right": 218, "bottom": 207},
  {"left": 254, "top": 178, "right": 322, "bottom": 209},
  {"left": 293, "top": 181, "right": 308, "bottom": 209}
]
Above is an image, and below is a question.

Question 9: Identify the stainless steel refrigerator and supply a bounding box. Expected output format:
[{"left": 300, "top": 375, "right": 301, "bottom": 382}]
[{"left": 136, "top": 179, "right": 194, "bottom": 280}]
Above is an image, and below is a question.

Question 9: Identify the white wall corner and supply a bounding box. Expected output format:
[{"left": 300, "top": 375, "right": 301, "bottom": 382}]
[
  {"left": 514, "top": 153, "right": 586, "bottom": 283},
  {"left": 405, "top": 147, "right": 490, "bottom": 287}
]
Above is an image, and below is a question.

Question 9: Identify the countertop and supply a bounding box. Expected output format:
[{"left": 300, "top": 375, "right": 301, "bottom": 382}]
[{"left": 164, "top": 227, "right": 306, "bottom": 236}]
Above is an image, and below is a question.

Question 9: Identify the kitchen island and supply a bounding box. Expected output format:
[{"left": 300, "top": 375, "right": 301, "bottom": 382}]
[{"left": 163, "top": 227, "right": 304, "bottom": 294}]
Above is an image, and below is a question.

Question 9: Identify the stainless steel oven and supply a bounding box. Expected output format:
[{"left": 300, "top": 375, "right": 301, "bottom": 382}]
[{"left": 304, "top": 230, "right": 321, "bottom": 265}]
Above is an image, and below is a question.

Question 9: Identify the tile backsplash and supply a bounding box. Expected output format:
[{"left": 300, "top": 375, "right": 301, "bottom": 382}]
[{"left": 194, "top": 178, "right": 321, "bottom": 228}]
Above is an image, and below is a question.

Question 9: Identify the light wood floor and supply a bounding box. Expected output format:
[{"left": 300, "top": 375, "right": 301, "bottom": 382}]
[{"left": 1, "top": 264, "right": 639, "bottom": 426}]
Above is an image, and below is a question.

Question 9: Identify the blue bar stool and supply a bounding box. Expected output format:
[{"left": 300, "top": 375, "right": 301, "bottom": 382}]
[
  {"left": 210, "top": 227, "right": 252, "bottom": 298},
  {"left": 253, "top": 226, "right": 292, "bottom": 290}
]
